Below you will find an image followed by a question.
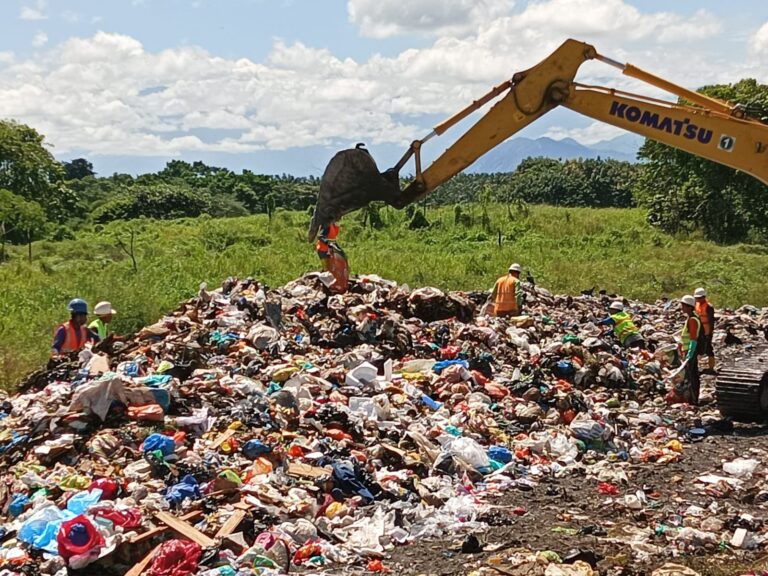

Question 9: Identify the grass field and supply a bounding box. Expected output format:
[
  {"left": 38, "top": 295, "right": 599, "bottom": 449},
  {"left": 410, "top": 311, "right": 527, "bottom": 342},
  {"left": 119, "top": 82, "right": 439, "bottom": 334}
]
[{"left": 2, "top": 204, "right": 768, "bottom": 389}]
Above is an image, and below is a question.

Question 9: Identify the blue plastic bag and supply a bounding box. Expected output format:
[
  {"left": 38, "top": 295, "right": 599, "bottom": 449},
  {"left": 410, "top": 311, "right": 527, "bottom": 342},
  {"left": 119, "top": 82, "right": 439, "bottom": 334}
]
[
  {"left": 19, "top": 506, "right": 75, "bottom": 554},
  {"left": 242, "top": 440, "right": 272, "bottom": 460},
  {"left": 9, "top": 493, "right": 29, "bottom": 517},
  {"left": 432, "top": 359, "right": 469, "bottom": 374},
  {"left": 164, "top": 475, "right": 201, "bottom": 506},
  {"left": 143, "top": 433, "right": 175, "bottom": 457},
  {"left": 67, "top": 489, "right": 103, "bottom": 515},
  {"left": 488, "top": 445, "right": 513, "bottom": 464}
]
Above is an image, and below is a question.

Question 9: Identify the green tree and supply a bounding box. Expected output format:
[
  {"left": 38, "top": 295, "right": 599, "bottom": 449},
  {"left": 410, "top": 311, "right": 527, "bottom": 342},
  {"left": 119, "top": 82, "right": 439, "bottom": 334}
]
[
  {"left": 63, "top": 158, "right": 95, "bottom": 180},
  {"left": 92, "top": 184, "right": 212, "bottom": 223},
  {"left": 637, "top": 79, "right": 768, "bottom": 243},
  {"left": 0, "top": 120, "right": 75, "bottom": 221},
  {"left": 0, "top": 189, "right": 47, "bottom": 261}
]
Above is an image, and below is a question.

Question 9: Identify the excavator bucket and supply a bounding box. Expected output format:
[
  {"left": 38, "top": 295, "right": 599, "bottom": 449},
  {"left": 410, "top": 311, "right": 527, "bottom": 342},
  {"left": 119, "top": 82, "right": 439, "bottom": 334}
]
[{"left": 308, "top": 145, "right": 401, "bottom": 242}]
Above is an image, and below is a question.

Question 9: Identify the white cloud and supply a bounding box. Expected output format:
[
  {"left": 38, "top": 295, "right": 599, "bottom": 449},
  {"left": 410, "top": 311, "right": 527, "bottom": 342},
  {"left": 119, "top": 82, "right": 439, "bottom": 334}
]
[
  {"left": 0, "top": 52, "right": 14, "bottom": 65},
  {"left": 20, "top": 0, "right": 47, "bottom": 20},
  {"left": 348, "top": 0, "right": 515, "bottom": 38},
  {"left": 61, "top": 10, "right": 81, "bottom": 24},
  {"left": 32, "top": 32, "right": 48, "bottom": 48},
  {"left": 0, "top": 1, "right": 757, "bottom": 161},
  {"left": 751, "top": 21, "right": 768, "bottom": 56}
]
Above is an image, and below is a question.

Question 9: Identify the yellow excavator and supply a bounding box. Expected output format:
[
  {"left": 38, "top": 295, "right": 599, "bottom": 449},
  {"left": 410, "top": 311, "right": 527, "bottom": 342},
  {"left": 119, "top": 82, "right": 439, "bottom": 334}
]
[{"left": 309, "top": 38, "right": 768, "bottom": 422}]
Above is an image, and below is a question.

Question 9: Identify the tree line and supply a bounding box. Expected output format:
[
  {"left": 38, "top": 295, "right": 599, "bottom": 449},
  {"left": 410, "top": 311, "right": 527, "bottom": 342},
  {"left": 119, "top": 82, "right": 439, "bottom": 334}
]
[{"left": 1, "top": 78, "right": 768, "bottom": 255}]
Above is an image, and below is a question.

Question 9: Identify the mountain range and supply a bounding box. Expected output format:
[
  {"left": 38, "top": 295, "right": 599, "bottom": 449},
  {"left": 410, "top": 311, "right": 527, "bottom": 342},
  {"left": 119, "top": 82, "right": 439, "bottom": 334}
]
[{"left": 466, "top": 133, "right": 643, "bottom": 173}]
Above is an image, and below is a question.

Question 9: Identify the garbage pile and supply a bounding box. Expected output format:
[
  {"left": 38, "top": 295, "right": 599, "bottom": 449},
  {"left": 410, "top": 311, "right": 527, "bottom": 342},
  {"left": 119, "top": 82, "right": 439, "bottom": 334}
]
[{"left": 1, "top": 274, "right": 767, "bottom": 576}]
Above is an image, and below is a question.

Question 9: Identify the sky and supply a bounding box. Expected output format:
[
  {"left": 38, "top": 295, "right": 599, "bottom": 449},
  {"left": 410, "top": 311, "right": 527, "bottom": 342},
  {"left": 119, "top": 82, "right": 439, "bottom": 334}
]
[{"left": 1, "top": 0, "right": 767, "bottom": 176}]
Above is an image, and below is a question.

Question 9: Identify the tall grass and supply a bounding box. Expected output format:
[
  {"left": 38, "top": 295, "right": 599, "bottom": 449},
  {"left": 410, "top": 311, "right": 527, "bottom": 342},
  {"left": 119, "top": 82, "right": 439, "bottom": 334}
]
[{"left": 1, "top": 205, "right": 767, "bottom": 389}]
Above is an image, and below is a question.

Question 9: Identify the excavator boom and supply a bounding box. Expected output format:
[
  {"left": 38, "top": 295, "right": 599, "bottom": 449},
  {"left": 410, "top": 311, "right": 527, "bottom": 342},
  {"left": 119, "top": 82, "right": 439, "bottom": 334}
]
[{"left": 310, "top": 38, "right": 768, "bottom": 237}]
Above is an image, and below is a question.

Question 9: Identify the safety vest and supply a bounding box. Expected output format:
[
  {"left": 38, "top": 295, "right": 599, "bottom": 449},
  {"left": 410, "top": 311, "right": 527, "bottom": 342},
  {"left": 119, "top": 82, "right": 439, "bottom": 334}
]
[
  {"left": 681, "top": 314, "right": 701, "bottom": 351},
  {"left": 695, "top": 300, "right": 712, "bottom": 335},
  {"left": 494, "top": 275, "right": 520, "bottom": 314},
  {"left": 610, "top": 311, "right": 639, "bottom": 346},
  {"left": 54, "top": 321, "right": 90, "bottom": 353},
  {"left": 88, "top": 318, "right": 108, "bottom": 340}
]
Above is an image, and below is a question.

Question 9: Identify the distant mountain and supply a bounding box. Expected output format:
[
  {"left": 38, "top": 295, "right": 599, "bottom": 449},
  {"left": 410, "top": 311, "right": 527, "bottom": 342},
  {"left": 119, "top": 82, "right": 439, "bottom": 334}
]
[{"left": 466, "top": 134, "right": 642, "bottom": 173}]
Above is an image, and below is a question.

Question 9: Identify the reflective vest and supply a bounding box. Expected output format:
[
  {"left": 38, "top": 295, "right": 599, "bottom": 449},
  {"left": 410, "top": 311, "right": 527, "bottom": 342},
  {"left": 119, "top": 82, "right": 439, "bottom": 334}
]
[
  {"left": 681, "top": 314, "right": 701, "bottom": 352},
  {"left": 610, "top": 311, "right": 639, "bottom": 346},
  {"left": 695, "top": 299, "right": 713, "bottom": 335},
  {"left": 54, "top": 321, "right": 90, "bottom": 353},
  {"left": 494, "top": 275, "right": 520, "bottom": 314},
  {"left": 88, "top": 318, "right": 108, "bottom": 340}
]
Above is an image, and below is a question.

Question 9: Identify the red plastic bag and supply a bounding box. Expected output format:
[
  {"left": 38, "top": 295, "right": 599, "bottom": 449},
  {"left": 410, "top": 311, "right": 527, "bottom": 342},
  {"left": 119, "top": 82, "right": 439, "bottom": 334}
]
[
  {"left": 149, "top": 539, "right": 202, "bottom": 576},
  {"left": 57, "top": 515, "right": 105, "bottom": 561},
  {"left": 90, "top": 478, "right": 119, "bottom": 500},
  {"left": 326, "top": 250, "right": 349, "bottom": 294},
  {"left": 92, "top": 507, "right": 142, "bottom": 529},
  {"left": 597, "top": 482, "right": 620, "bottom": 495}
]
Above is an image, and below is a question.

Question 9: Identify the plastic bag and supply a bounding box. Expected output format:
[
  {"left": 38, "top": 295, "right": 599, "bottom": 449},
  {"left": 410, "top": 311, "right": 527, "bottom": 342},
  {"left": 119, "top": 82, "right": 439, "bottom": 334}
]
[
  {"left": 90, "top": 478, "right": 119, "bottom": 500},
  {"left": 164, "top": 475, "right": 201, "bottom": 506},
  {"left": 19, "top": 505, "right": 75, "bottom": 553},
  {"left": 143, "top": 433, "right": 175, "bottom": 457},
  {"left": 92, "top": 507, "right": 142, "bottom": 529},
  {"left": 447, "top": 437, "right": 491, "bottom": 471},
  {"left": 57, "top": 515, "right": 105, "bottom": 565},
  {"left": 242, "top": 439, "right": 272, "bottom": 460},
  {"left": 149, "top": 539, "right": 202, "bottom": 576},
  {"left": 67, "top": 489, "right": 103, "bottom": 514},
  {"left": 722, "top": 458, "right": 760, "bottom": 479}
]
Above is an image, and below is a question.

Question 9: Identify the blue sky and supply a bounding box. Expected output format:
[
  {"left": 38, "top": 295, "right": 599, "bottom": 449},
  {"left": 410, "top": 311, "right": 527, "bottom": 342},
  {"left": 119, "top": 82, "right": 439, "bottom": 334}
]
[{"left": 1, "top": 0, "right": 767, "bottom": 175}]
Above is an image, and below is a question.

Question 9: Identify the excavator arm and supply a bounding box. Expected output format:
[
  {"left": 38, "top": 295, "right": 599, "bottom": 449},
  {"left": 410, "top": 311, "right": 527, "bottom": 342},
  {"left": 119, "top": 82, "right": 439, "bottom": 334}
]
[{"left": 310, "top": 38, "right": 768, "bottom": 237}]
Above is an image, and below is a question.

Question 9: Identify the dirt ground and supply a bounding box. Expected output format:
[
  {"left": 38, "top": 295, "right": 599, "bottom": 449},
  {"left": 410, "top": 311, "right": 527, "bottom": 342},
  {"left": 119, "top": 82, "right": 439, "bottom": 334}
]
[{"left": 384, "top": 376, "right": 768, "bottom": 576}]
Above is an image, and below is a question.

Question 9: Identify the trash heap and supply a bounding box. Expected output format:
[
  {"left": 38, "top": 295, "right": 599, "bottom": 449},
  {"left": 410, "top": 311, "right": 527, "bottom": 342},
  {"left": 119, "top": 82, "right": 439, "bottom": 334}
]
[{"left": 0, "top": 274, "right": 766, "bottom": 576}]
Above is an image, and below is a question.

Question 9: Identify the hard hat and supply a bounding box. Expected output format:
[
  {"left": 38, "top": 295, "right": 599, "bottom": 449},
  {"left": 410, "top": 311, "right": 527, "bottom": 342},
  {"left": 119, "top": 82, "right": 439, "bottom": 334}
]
[
  {"left": 680, "top": 295, "right": 695, "bottom": 307},
  {"left": 609, "top": 301, "right": 624, "bottom": 312},
  {"left": 67, "top": 298, "right": 88, "bottom": 314},
  {"left": 508, "top": 263, "right": 522, "bottom": 272},
  {"left": 694, "top": 287, "right": 706, "bottom": 298},
  {"left": 94, "top": 301, "right": 116, "bottom": 316}
]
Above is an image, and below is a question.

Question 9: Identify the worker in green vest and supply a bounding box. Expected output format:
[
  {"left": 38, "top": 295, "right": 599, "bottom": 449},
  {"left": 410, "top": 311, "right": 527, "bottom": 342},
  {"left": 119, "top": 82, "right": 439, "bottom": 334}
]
[
  {"left": 89, "top": 301, "right": 116, "bottom": 340},
  {"left": 599, "top": 301, "right": 645, "bottom": 349}
]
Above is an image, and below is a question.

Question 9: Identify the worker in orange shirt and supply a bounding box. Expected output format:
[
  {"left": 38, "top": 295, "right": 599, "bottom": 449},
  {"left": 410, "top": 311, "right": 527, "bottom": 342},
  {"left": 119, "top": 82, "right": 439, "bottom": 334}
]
[
  {"left": 490, "top": 263, "right": 523, "bottom": 317},
  {"left": 694, "top": 287, "right": 716, "bottom": 373},
  {"left": 679, "top": 294, "right": 703, "bottom": 405},
  {"left": 315, "top": 222, "right": 349, "bottom": 294}
]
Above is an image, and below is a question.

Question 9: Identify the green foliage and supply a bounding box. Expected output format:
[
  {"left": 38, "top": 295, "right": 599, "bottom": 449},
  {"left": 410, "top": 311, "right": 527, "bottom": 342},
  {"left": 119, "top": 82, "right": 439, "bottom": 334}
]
[
  {"left": 0, "top": 189, "right": 47, "bottom": 258},
  {"left": 638, "top": 79, "right": 768, "bottom": 243},
  {"left": 0, "top": 120, "right": 74, "bottom": 222},
  {"left": 63, "top": 158, "right": 95, "bottom": 180},
  {"left": 92, "top": 184, "right": 212, "bottom": 223}
]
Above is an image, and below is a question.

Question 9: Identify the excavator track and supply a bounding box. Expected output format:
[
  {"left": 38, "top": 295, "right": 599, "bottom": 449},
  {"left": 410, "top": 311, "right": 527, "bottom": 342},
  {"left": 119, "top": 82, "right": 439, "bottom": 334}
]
[{"left": 715, "top": 355, "right": 768, "bottom": 422}]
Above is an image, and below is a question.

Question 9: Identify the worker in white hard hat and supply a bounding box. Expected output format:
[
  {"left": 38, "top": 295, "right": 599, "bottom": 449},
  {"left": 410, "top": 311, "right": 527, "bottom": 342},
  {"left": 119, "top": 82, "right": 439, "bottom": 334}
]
[
  {"left": 679, "top": 294, "right": 703, "bottom": 405},
  {"left": 88, "top": 301, "right": 116, "bottom": 340},
  {"left": 599, "top": 301, "right": 645, "bottom": 349},
  {"left": 490, "top": 263, "right": 523, "bottom": 317},
  {"left": 693, "top": 287, "right": 716, "bottom": 373}
]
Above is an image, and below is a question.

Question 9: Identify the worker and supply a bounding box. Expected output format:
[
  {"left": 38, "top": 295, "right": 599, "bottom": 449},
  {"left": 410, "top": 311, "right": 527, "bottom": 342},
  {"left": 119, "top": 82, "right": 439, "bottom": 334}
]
[
  {"left": 88, "top": 301, "right": 116, "bottom": 340},
  {"left": 315, "top": 222, "right": 349, "bottom": 294},
  {"left": 679, "top": 294, "right": 702, "bottom": 406},
  {"left": 694, "top": 287, "right": 716, "bottom": 373},
  {"left": 599, "top": 301, "right": 645, "bottom": 349},
  {"left": 52, "top": 299, "right": 99, "bottom": 356},
  {"left": 490, "top": 263, "right": 523, "bottom": 317}
]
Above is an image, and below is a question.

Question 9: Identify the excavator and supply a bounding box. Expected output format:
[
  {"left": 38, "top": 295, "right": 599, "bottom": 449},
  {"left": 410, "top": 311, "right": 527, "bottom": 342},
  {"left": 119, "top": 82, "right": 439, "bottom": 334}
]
[{"left": 308, "top": 38, "right": 768, "bottom": 422}]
